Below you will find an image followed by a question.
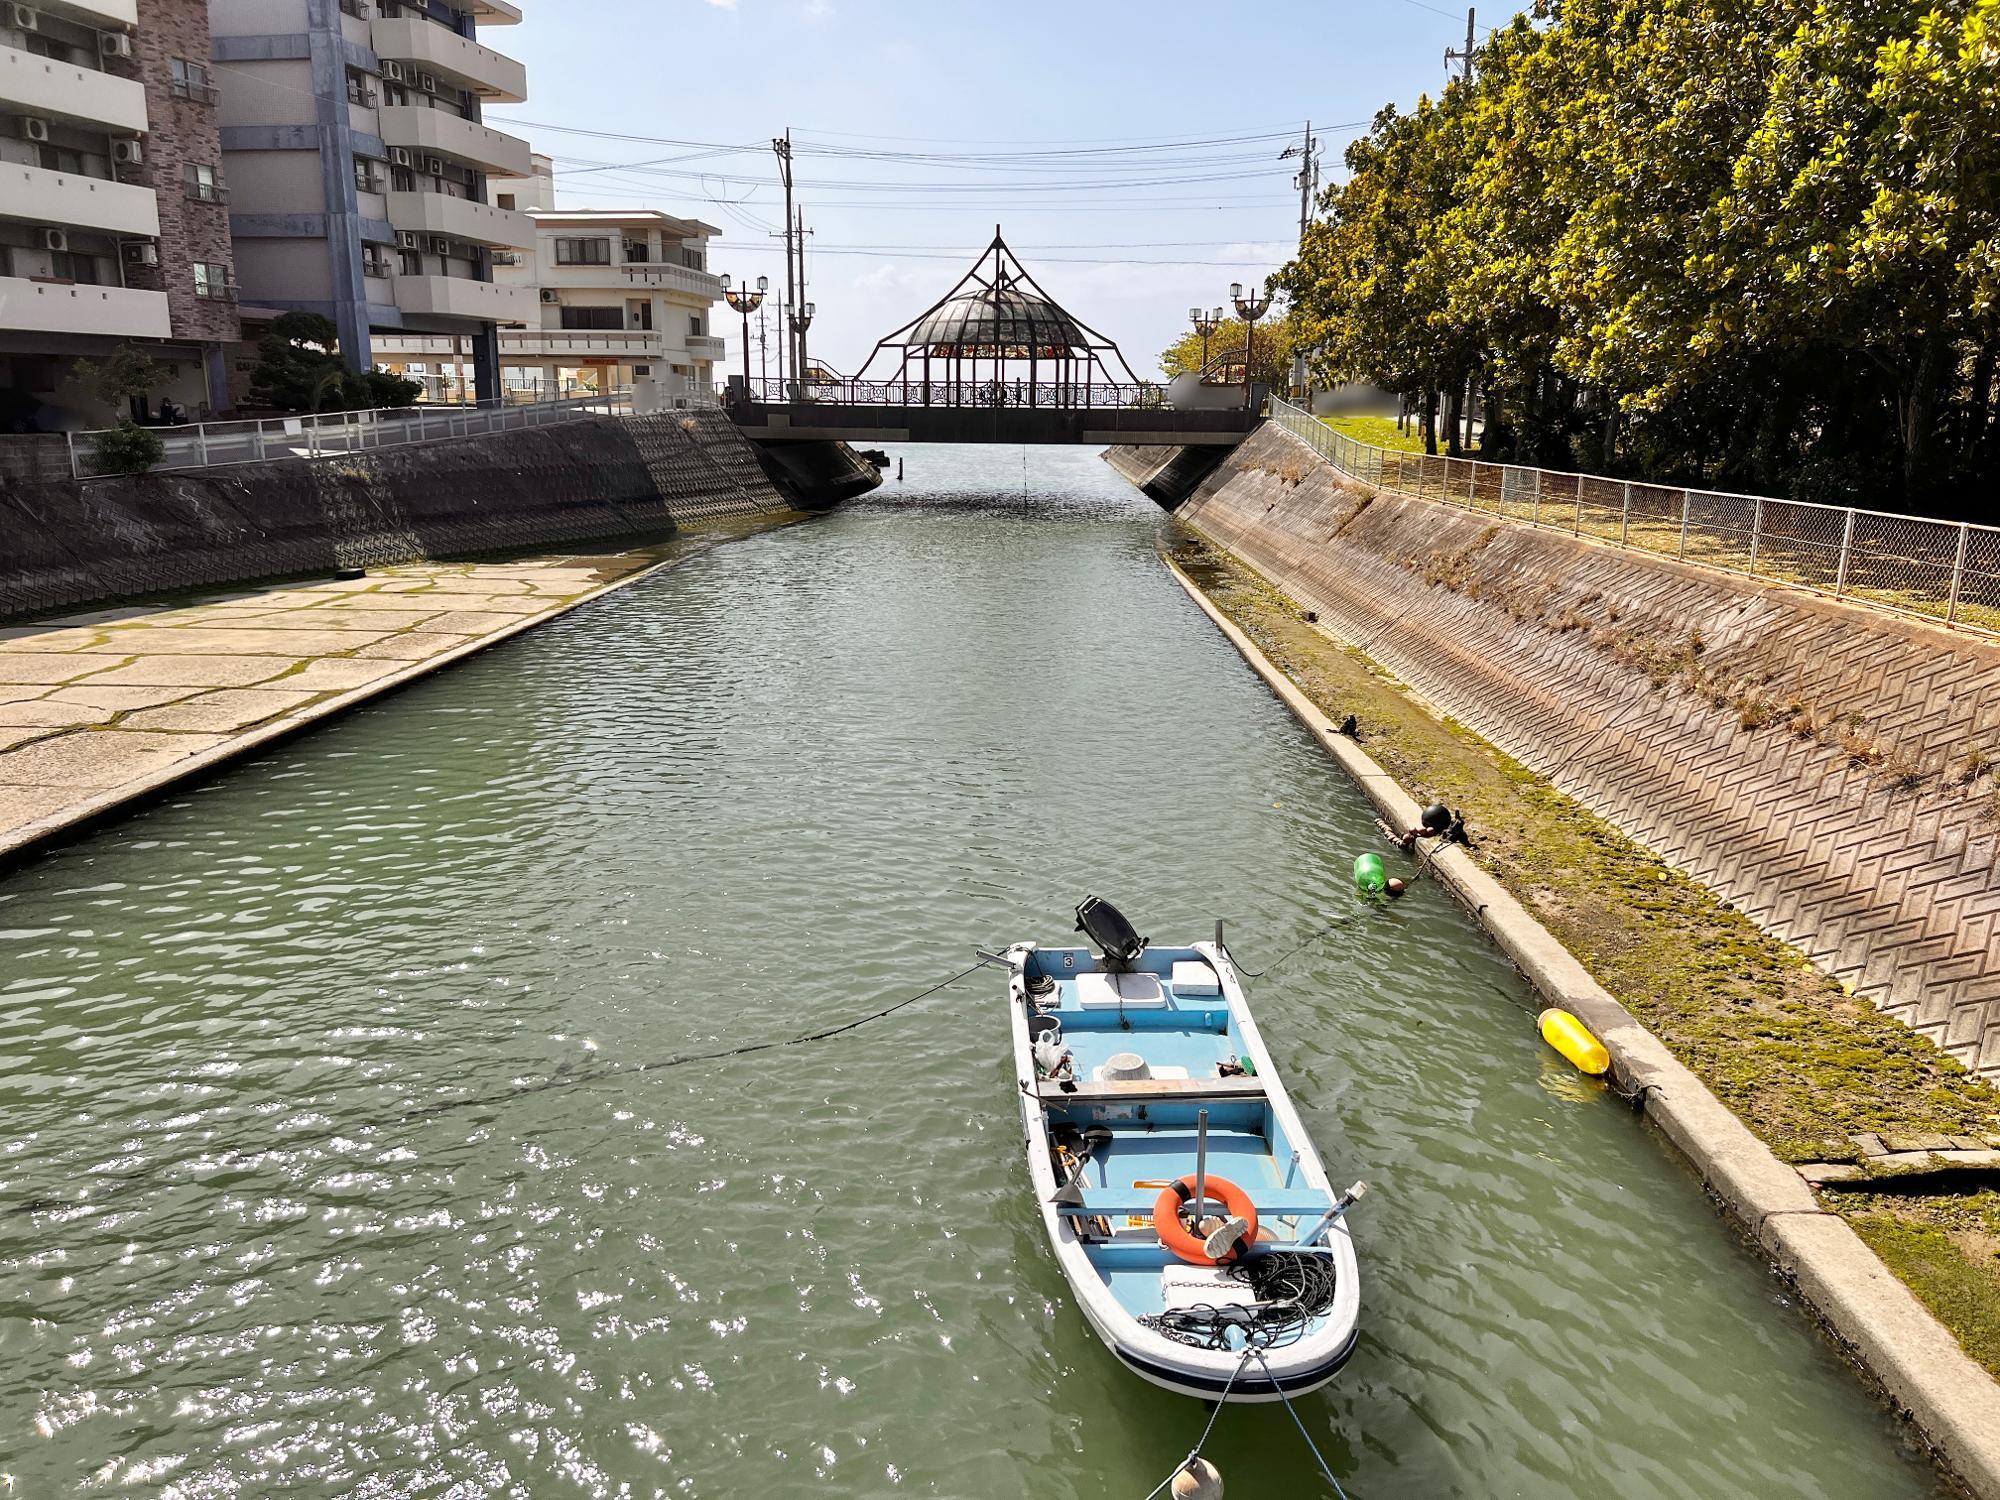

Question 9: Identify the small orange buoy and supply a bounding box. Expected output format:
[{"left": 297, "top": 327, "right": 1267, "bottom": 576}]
[
  {"left": 1172, "top": 1458, "right": 1224, "bottom": 1499},
  {"left": 1539, "top": 1008, "right": 1611, "bottom": 1075}
]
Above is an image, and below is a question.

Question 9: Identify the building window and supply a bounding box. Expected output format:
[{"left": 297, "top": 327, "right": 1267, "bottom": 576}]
[
  {"left": 688, "top": 314, "right": 703, "bottom": 336},
  {"left": 353, "top": 158, "right": 385, "bottom": 194},
  {"left": 362, "top": 248, "right": 391, "bottom": 278},
  {"left": 623, "top": 240, "right": 650, "bottom": 264},
  {"left": 345, "top": 70, "right": 376, "bottom": 107},
  {"left": 37, "top": 144, "right": 90, "bottom": 176},
  {"left": 679, "top": 245, "right": 705, "bottom": 270},
  {"left": 554, "top": 237, "right": 611, "bottom": 266},
  {"left": 560, "top": 307, "right": 624, "bottom": 331},
  {"left": 184, "top": 163, "right": 224, "bottom": 202},
  {"left": 50, "top": 250, "right": 101, "bottom": 286},
  {"left": 497, "top": 192, "right": 515, "bottom": 210},
  {"left": 170, "top": 58, "right": 217, "bottom": 102},
  {"left": 193, "top": 262, "right": 234, "bottom": 300},
  {"left": 399, "top": 248, "right": 423, "bottom": 275}
]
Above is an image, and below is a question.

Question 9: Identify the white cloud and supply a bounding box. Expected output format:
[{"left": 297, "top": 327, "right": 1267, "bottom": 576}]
[{"left": 702, "top": 0, "right": 737, "bottom": 8}]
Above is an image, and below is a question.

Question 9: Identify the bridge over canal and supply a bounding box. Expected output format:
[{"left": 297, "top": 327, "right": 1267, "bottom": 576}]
[{"left": 723, "top": 231, "right": 1261, "bottom": 450}]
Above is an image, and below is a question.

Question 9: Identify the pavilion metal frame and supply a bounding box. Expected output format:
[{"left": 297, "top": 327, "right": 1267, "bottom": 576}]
[{"left": 854, "top": 228, "right": 1146, "bottom": 408}]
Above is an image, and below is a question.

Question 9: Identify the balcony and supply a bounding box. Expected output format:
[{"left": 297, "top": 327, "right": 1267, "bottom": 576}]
[
  {"left": 0, "top": 275, "right": 169, "bottom": 338},
  {"left": 370, "top": 17, "right": 526, "bottom": 102},
  {"left": 4, "top": 161, "right": 159, "bottom": 236},
  {"left": 0, "top": 42, "right": 148, "bottom": 134},
  {"left": 685, "top": 334, "right": 727, "bottom": 360},
  {"left": 623, "top": 263, "right": 724, "bottom": 300},
  {"left": 372, "top": 328, "right": 665, "bottom": 360},
  {"left": 462, "top": 0, "right": 522, "bottom": 22},
  {"left": 37, "top": 0, "right": 137, "bottom": 27},
  {"left": 378, "top": 104, "right": 531, "bottom": 176},
  {"left": 393, "top": 273, "right": 537, "bottom": 324},
  {"left": 386, "top": 190, "right": 532, "bottom": 249}
]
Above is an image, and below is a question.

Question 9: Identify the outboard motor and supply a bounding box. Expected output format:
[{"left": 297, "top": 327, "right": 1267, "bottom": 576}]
[{"left": 1075, "top": 895, "right": 1147, "bottom": 972}]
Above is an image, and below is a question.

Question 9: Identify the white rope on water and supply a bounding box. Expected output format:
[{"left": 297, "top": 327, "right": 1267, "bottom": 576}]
[
  {"left": 1250, "top": 1347, "right": 1354, "bottom": 1499},
  {"left": 1134, "top": 1348, "right": 1255, "bottom": 1500}
]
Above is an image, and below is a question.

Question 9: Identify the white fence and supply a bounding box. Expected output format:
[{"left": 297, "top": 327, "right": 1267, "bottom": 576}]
[
  {"left": 1269, "top": 396, "right": 2000, "bottom": 637},
  {"left": 69, "top": 391, "right": 637, "bottom": 480}
]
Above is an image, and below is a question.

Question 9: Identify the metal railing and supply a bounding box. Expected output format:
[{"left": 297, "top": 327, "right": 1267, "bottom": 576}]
[
  {"left": 1268, "top": 395, "right": 2000, "bottom": 636},
  {"left": 738, "top": 375, "right": 1167, "bottom": 410},
  {"left": 69, "top": 391, "right": 634, "bottom": 479}
]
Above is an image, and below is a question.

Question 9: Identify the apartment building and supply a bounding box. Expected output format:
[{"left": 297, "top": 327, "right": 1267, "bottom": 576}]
[
  {"left": 0, "top": 0, "right": 240, "bottom": 424},
  {"left": 208, "top": 0, "right": 536, "bottom": 401},
  {"left": 374, "top": 153, "right": 724, "bottom": 404}
]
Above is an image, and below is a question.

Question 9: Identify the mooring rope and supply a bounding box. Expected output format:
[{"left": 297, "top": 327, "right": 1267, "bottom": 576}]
[
  {"left": 1250, "top": 1347, "right": 1355, "bottom": 1499},
  {"left": 1134, "top": 1348, "right": 1256, "bottom": 1500},
  {"left": 1221, "top": 913, "right": 1356, "bottom": 979}
]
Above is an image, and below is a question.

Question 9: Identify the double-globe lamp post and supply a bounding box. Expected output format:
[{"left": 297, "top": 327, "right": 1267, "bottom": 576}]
[
  {"left": 1230, "top": 280, "right": 1272, "bottom": 411},
  {"left": 791, "top": 302, "right": 816, "bottom": 390},
  {"left": 1188, "top": 306, "right": 1223, "bottom": 377},
  {"left": 720, "top": 274, "right": 768, "bottom": 396}
]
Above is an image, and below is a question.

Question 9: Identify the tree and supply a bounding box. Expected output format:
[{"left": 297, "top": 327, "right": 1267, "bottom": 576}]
[
  {"left": 90, "top": 421, "right": 164, "bottom": 476},
  {"left": 1158, "top": 313, "right": 1299, "bottom": 392},
  {"left": 247, "top": 312, "right": 423, "bottom": 413},
  {"left": 72, "top": 345, "right": 164, "bottom": 423}
]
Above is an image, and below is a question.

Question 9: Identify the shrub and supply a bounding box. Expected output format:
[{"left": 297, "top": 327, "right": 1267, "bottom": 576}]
[{"left": 90, "top": 419, "right": 164, "bottom": 476}]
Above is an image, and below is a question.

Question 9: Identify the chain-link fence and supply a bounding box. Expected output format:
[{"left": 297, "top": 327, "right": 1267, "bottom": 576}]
[{"left": 1269, "top": 397, "right": 2000, "bottom": 637}]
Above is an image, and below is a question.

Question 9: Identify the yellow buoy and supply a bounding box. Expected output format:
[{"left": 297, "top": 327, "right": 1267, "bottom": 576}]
[{"left": 1539, "top": 1007, "right": 1611, "bottom": 1075}]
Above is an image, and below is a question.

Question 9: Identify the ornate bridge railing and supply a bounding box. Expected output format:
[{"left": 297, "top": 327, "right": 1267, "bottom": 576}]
[{"left": 737, "top": 377, "right": 1167, "bottom": 411}]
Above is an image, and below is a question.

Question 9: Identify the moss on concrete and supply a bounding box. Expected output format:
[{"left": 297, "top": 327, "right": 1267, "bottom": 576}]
[
  {"left": 1850, "top": 1202, "right": 2000, "bottom": 1379},
  {"left": 1167, "top": 527, "right": 2000, "bottom": 1161}
]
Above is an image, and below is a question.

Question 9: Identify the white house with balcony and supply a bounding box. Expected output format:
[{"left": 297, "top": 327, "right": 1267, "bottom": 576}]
[{"left": 373, "top": 153, "right": 723, "bottom": 404}]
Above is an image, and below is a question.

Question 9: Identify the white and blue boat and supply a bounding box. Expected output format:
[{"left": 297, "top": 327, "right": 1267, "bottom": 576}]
[{"left": 1003, "top": 897, "right": 1363, "bottom": 1402}]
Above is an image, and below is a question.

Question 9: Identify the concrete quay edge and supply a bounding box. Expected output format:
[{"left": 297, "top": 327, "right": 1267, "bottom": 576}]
[
  {"left": 1162, "top": 547, "right": 2000, "bottom": 1499},
  {"left": 0, "top": 548, "right": 697, "bottom": 871}
]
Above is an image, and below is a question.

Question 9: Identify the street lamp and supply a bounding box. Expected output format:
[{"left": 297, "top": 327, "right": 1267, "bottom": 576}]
[
  {"left": 721, "top": 273, "right": 768, "bottom": 396},
  {"left": 1230, "top": 280, "right": 1272, "bottom": 410},
  {"left": 1189, "top": 305, "right": 1223, "bottom": 377}
]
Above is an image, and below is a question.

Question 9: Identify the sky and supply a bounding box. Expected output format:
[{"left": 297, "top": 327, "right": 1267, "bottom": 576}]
[{"left": 484, "top": 0, "right": 1488, "bottom": 380}]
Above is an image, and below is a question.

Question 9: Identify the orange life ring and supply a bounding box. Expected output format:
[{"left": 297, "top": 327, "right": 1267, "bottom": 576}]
[{"left": 1152, "top": 1175, "right": 1259, "bottom": 1265}]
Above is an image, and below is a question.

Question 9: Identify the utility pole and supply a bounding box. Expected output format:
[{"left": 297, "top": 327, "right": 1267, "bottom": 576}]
[
  {"left": 772, "top": 129, "right": 798, "bottom": 389},
  {"left": 795, "top": 205, "right": 810, "bottom": 380},
  {"left": 757, "top": 301, "right": 769, "bottom": 385},
  {"left": 1445, "top": 6, "right": 1476, "bottom": 81},
  {"left": 1279, "top": 121, "right": 1323, "bottom": 404}
]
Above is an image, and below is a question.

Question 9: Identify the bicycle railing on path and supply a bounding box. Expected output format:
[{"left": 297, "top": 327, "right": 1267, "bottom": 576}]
[
  {"left": 69, "top": 391, "right": 639, "bottom": 480},
  {"left": 1268, "top": 395, "right": 2000, "bottom": 638}
]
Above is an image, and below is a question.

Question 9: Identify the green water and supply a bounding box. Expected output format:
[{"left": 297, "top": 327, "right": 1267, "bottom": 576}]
[{"left": 0, "top": 446, "right": 1952, "bottom": 1498}]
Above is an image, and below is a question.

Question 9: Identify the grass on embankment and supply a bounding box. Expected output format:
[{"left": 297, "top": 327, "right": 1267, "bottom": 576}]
[
  {"left": 1164, "top": 526, "right": 2000, "bottom": 1376},
  {"left": 1319, "top": 414, "right": 1427, "bottom": 453}
]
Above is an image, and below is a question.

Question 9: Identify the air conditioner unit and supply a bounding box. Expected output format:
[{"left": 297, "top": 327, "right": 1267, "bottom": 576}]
[
  {"left": 122, "top": 241, "right": 159, "bottom": 266},
  {"left": 539, "top": 288, "right": 560, "bottom": 304},
  {"left": 8, "top": 5, "right": 38, "bottom": 33},
  {"left": 99, "top": 31, "right": 133, "bottom": 57},
  {"left": 423, "top": 155, "right": 444, "bottom": 174},
  {"left": 22, "top": 116, "right": 49, "bottom": 143},
  {"left": 429, "top": 235, "right": 451, "bottom": 255},
  {"left": 396, "top": 230, "right": 419, "bottom": 249},
  {"left": 382, "top": 60, "right": 405, "bottom": 83},
  {"left": 41, "top": 228, "right": 67, "bottom": 252},
  {"left": 389, "top": 146, "right": 412, "bottom": 167},
  {"left": 112, "top": 139, "right": 143, "bottom": 165},
  {"left": 419, "top": 72, "right": 437, "bottom": 93}
]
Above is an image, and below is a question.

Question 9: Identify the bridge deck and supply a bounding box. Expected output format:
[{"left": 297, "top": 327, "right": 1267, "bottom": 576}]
[{"left": 728, "top": 402, "right": 1260, "bottom": 448}]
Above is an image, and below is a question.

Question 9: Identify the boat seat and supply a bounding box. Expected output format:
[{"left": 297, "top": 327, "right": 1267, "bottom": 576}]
[
  {"left": 1074, "top": 972, "right": 1167, "bottom": 1009},
  {"left": 1056, "top": 1188, "right": 1334, "bottom": 1218},
  {"left": 1037, "top": 1076, "right": 1265, "bottom": 1102}
]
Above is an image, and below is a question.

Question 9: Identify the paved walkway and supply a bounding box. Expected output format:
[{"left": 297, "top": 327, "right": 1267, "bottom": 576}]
[{"left": 0, "top": 551, "right": 668, "bottom": 861}]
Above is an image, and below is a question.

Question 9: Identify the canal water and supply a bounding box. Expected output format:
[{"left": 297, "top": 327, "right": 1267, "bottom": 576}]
[{"left": 0, "top": 447, "right": 1951, "bottom": 1498}]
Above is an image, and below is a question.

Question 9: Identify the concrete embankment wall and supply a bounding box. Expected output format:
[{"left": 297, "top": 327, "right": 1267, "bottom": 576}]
[
  {"left": 1103, "top": 443, "right": 1228, "bottom": 509},
  {"left": 0, "top": 410, "right": 821, "bottom": 621},
  {"left": 1175, "top": 422, "right": 2000, "bottom": 1071}
]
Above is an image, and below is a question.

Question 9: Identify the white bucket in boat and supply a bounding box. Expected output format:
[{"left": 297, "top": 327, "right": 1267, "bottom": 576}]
[{"left": 1102, "top": 1052, "right": 1151, "bottom": 1081}]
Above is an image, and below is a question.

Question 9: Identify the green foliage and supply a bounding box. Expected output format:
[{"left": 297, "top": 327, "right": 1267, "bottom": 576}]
[
  {"left": 247, "top": 312, "right": 423, "bottom": 413},
  {"left": 1159, "top": 314, "right": 1300, "bottom": 391},
  {"left": 1284, "top": 0, "right": 2000, "bottom": 510},
  {"left": 90, "top": 418, "right": 164, "bottom": 476},
  {"left": 72, "top": 345, "right": 164, "bottom": 409}
]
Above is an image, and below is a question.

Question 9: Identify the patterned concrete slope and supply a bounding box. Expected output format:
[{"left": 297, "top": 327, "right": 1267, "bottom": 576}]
[{"left": 1178, "top": 423, "right": 2000, "bottom": 1070}]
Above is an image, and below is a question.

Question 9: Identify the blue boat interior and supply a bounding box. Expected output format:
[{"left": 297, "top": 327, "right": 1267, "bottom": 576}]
[{"left": 1024, "top": 944, "right": 1342, "bottom": 1342}]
